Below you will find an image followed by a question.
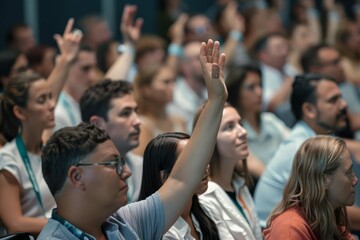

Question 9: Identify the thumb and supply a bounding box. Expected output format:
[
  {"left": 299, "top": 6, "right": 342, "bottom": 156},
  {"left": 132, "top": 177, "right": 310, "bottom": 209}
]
[{"left": 53, "top": 34, "right": 63, "bottom": 46}]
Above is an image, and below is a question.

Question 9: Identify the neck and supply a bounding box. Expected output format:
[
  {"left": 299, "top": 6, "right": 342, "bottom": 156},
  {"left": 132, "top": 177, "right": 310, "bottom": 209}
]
[
  {"left": 211, "top": 160, "right": 235, "bottom": 192},
  {"left": 181, "top": 197, "right": 200, "bottom": 240},
  {"left": 20, "top": 126, "right": 43, "bottom": 154},
  {"left": 180, "top": 197, "right": 193, "bottom": 221},
  {"left": 56, "top": 200, "right": 109, "bottom": 239},
  {"left": 63, "top": 85, "right": 82, "bottom": 103},
  {"left": 141, "top": 102, "right": 167, "bottom": 119},
  {"left": 287, "top": 52, "right": 302, "bottom": 71}
]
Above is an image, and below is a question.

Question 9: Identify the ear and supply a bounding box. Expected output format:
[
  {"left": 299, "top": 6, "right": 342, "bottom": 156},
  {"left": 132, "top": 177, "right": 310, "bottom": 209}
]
[
  {"left": 324, "top": 174, "right": 332, "bottom": 190},
  {"left": 302, "top": 102, "right": 316, "bottom": 120},
  {"left": 68, "top": 166, "right": 85, "bottom": 191},
  {"left": 13, "top": 105, "right": 27, "bottom": 121},
  {"left": 89, "top": 115, "right": 105, "bottom": 129}
]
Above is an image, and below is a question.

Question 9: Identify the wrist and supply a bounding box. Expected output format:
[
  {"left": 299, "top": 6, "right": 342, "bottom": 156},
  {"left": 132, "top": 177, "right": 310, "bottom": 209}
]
[
  {"left": 118, "top": 43, "right": 136, "bottom": 56},
  {"left": 168, "top": 43, "right": 183, "bottom": 57},
  {"left": 229, "top": 30, "right": 243, "bottom": 42}
]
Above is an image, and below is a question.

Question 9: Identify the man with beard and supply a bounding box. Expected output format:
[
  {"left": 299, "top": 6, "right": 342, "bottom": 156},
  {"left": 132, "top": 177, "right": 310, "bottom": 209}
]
[
  {"left": 80, "top": 80, "right": 142, "bottom": 202},
  {"left": 168, "top": 41, "right": 208, "bottom": 132},
  {"left": 254, "top": 73, "right": 352, "bottom": 227}
]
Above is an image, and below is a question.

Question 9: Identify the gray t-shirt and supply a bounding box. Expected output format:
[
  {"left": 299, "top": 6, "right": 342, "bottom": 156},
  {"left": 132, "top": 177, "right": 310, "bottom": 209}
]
[{"left": 37, "top": 192, "right": 164, "bottom": 239}]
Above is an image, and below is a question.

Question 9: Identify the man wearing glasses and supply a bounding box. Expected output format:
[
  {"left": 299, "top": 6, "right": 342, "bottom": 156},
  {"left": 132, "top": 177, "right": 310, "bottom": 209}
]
[{"left": 37, "top": 39, "right": 227, "bottom": 239}]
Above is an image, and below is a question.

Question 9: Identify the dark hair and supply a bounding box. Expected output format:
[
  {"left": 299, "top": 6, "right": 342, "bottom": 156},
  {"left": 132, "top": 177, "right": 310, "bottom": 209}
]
[
  {"left": 226, "top": 64, "right": 262, "bottom": 110},
  {"left": 0, "top": 49, "right": 22, "bottom": 79},
  {"left": 26, "top": 45, "right": 55, "bottom": 68},
  {"left": 6, "top": 23, "right": 29, "bottom": 46},
  {"left": 300, "top": 43, "right": 332, "bottom": 73},
  {"left": 0, "top": 71, "right": 43, "bottom": 141},
  {"left": 139, "top": 132, "right": 220, "bottom": 240},
  {"left": 291, "top": 73, "right": 338, "bottom": 120},
  {"left": 80, "top": 79, "right": 133, "bottom": 122},
  {"left": 42, "top": 122, "right": 110, "bottom": 195},
  {"left": 252, "top": 32, "right": 286, "bottom": 56}
]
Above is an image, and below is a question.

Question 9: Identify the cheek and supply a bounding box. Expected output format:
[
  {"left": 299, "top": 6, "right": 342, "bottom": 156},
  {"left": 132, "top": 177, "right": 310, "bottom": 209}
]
[{"left": 216, "top": 135, "right": 233, "bottom": 154}]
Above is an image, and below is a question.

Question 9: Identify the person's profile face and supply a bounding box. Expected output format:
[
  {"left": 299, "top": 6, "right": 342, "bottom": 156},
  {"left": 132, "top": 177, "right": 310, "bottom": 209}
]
[
  {"left": 240, "top": 71, "right": 262, "bottom": 114},
  {"left": 325, "top": 149, "right": 358, "bottom": 209},
  {"left": 104, "top": 94, "right": 141, "bottom": 154},
  {"left": 313, "top": 80, "right": 347, "bottom": 132}
]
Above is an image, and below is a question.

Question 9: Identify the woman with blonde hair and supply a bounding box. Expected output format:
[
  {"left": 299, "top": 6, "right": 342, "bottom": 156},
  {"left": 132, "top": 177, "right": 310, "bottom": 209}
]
[{"left": 264, "top": 135, "right": 357, "bottom": 240}]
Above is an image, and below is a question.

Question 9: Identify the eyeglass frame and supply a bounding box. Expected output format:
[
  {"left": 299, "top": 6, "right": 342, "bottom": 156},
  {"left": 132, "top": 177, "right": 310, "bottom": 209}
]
[{"left": 76, "top": 157, "right": 126, "bottom": 176}]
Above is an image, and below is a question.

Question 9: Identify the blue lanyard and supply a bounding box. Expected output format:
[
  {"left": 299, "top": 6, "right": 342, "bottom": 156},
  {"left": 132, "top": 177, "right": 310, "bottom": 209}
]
[
  {"left": 59, "top": 92, "right": 77, "bottom": 126},
  {"left": 51, "top": 209, "right": 94, "bottom": 240},
  {"left": 15, "top": 134, "right": 45, "bottom": 216}
]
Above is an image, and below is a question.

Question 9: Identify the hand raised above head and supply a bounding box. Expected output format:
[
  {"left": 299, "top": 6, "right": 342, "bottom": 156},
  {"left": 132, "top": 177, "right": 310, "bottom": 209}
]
[
  {"left": 53, "top": 18, "right": 82, "bottom": 63},
  {"left": 199, "top": 39, "right": 227, "bottom": 101},
  {"left": 120, "top": 5, "right": 143, "bottom": 45}
]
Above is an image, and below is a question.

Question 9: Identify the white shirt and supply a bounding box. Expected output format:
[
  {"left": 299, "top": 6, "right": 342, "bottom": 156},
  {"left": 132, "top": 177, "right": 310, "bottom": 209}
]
[
  {"left": 54, "top": 91, "right": 81, "bottom": 131},
  {"left": 199, "top": 177, "right": 262, "bottom": 240},
  {"left": 0, "top": 139, "right": 56, "bottom": 235},
  {"left": 163, "top": 214, "right": 203, "bottom": 240},
  {"left": 126, "top": 152, "right": 143, "bottom": 203},
  {"left": 167, "top": 76, "right": 207, "bottom": 133}
]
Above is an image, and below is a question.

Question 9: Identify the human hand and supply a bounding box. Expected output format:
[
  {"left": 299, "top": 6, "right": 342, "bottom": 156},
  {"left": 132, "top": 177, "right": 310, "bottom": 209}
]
[
  {"left": 224, "top": 1, "right": 245, "bottom": 33},
  {"left": 120, "top": 4, "right": 143, "bottom": 45},
  {"left": 53, "top": 18, "right": 82, "bottom": 63},
  {"left": 199, "top": 39, "right": 227, "bottom": 101},
  {"left": 168, "top": 13, "right": 188, "bottom": 44}
]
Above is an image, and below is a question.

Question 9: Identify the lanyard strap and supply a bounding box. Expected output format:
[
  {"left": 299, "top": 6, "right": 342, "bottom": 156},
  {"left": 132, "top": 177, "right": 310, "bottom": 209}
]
[
  {"left": 15, "top": 135, "right": 45, "bottom": 216},
  {"left": 52, "top": 209, "right": 94, "bottom": 240},
  {"left": 59, "top": 93, "right": 77, "bottom": 126}
]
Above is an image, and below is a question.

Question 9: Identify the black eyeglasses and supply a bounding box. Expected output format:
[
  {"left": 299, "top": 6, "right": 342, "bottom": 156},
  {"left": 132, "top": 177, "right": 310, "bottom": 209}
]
[{"left": 76, "top": 157, "right": 126, "bottom": 176}]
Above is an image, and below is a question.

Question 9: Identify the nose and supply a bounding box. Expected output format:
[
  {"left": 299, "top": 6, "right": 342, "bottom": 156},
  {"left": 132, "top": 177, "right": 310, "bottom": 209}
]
[
  {"left": 120, "top": 164, "right": 132, "bottom": 181},
  {"left": 237, "top": 124, "right": 247, "bottom": 139},
  {"left": 341, "top": 98, "right": 347, "bottom": 110},
  {"left": 132, "top": 112, "right": 141, "bottom": 128}
]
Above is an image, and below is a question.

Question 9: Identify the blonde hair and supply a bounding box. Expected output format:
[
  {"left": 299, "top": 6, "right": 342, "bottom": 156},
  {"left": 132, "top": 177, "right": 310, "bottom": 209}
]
[{"left": 267, "top": 135, "right": 350, "bottom": 240}]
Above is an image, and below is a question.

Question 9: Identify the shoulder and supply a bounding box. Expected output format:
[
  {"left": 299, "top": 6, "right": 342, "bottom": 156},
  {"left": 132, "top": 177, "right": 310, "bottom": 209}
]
[
  {"left": 38, "top": 219, "right": 77, "bottom": 240},
  {"left": 264, "top": 208, "right": 315, "bottom": 240}
]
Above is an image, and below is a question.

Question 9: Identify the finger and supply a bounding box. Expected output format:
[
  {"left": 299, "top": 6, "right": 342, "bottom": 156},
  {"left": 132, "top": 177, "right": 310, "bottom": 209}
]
[
  {"left": 63, "top": 18, "right": 74, "bottom": 36},
  {"left": 199, "top": 42, "right": 207, "bottom": 68},
  {"left": 53, "top": 34, "right": 63, "bottom": 46},
  {"left": 212, "top": 64, "right": 220, "bottom": 80},
  {"left": 206, "top": 39, "right": 214, "bottom": 62},
  {"left": 218, "top": 53, "right": 226, "bottom": 70},
  {"left": 135, "top": 18, "right": 143, "bottom": 30},
  {"left": 212, "top": 41, "right": 220, "bottom": 63}
]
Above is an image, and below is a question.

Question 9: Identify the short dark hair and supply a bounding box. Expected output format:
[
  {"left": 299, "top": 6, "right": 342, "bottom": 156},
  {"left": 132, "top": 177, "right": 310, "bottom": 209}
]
[
  {"left": 6, "top": 23, "right": 29, "bottom": 46},
  {"left": 80, "top": 79, "right": 133, "bottom": 122},
  {"left": 291, "top": 73, "right": 337, "bottom": 120},
  {"left": 300, "top": 43, "right": 332, "bottom": 72},
  {"left": 226, "top": 64, "right": 262, "bottom": 110},
  {"left": 252, "top": 32, "right": 286, "bottom": 56},
  {"left": 41, "top": 122, "right": 110, "bottom": 195}
]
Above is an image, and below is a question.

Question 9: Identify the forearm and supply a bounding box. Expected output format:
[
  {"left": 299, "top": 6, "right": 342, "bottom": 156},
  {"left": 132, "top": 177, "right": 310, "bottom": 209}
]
[
  {"left": 106, "top": 43, "right": 135, "bottom": 81},
  {"left": 326, "top": 10, "right": 340, "bottom": 45},
  {"left": 47, "top": 55, "right": 72, "bottom": 103},
  {"left": 306, "top": 8, "right": 321, "bottom": 43},
  {"left": 223, "top": 33, "right": 240, "bottom": 66},
  {"left": 4, "top": 216, "right": 47, "bottom": 235}
]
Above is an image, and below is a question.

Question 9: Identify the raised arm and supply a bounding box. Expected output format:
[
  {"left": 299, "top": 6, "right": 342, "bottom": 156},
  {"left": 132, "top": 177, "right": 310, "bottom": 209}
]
[
  {"left": 158, "top": 39, "right": 227, "bottom": 231},
  {"left": 106, "top": 5, "right": 143, "bottom": 80},
  {"left": 48, "top": 18, "right": 82, "bottom": 103}
]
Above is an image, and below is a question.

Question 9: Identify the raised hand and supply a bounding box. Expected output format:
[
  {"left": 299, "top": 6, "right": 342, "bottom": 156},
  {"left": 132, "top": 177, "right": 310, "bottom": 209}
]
[
  {"left": 120, "top": 5, "right": 143, "bottom": 45},
  {"left": 199, "top": 39, "right": 227, "bottom": 101},
  {"left": 168, "top": 13, "right": 188, "bottom": 44},
  {"left": 53, "top": 18, "right": 82, "bottom": 63}
]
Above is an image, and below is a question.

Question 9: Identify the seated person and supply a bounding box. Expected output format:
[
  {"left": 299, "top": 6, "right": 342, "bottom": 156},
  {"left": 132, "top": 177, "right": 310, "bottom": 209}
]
[
  {"left": 37, "top": 39, "right": 227, "bottom": 239},
  {"left": 264, "top": 135, "right": 357, "bottom": 239}
]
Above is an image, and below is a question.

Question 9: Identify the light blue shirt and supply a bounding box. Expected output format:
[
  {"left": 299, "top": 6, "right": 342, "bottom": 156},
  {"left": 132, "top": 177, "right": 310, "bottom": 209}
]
[
  {"left": 254, "top": 121, "right": 316, "bottom": 227},
  {"left": 37, "top": 192, "right": 164, "bottom": 240},
  {"left": 243, "top": 112, "right": 290, "bottom": 165}
]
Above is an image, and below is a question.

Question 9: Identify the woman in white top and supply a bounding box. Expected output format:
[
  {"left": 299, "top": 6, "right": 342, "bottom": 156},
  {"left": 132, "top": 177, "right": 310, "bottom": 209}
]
[
  {"left": 194, "top": 102, "right": 263, "bottom": 240},
  {"left": 0, "top": 19, "right": 81, "bottom": 236},
  {"left": 139, "top": 132, "right": 220, "bottom": 240}
]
